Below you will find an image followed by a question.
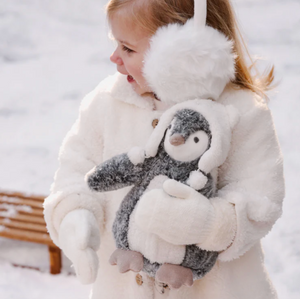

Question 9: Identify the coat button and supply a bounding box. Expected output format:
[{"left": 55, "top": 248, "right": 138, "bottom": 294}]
[
  {"left": 152, "top": 119, "right": 159, "bottom": 128},
  {"left": 136, "top": 273, "right": 143, "bottom": 286}
]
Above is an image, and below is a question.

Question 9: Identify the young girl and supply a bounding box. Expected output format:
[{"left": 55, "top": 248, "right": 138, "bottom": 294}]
[{"left": 44, "top": 0, "right": 285, "bottom": 298}]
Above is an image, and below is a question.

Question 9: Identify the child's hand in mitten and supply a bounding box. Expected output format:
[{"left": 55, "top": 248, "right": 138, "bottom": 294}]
[
  {"left": 135, "top": 179, "right": 213, "bottom": 245},
  {"left": 59, "top": 209, "right": 100, "bottom": 284},
  {"left": 135, "top": 179, "right": 236, "bottom": 251}
]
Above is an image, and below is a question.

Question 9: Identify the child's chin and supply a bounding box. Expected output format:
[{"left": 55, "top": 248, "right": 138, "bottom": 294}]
[
  {"left": 130, "top": 81, "right": 152, "bottom": 96},
  {"left": 131, "top": 83, "right": 142, "bottom": 95}
]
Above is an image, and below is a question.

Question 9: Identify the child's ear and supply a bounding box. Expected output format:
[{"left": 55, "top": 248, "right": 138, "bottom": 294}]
[{"left": 225, "top": 105, "right": 240, "bottom": 130}]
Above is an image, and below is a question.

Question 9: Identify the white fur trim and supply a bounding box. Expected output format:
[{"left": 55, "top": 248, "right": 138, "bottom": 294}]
[
  {"left": 187, "top": 171, "right": 208, "bottom": 190},
  {"left": 43, "top": 190, "right": 104, "bottom": 246},
  {"left": 106, "top": 73, "right": 155, "bottom": 110},
  {"left": 143, "top": 19, "right": 235, "bottom": 104},
  {"left": 247, "top": 196, "right": 282, "bottom": 222}
]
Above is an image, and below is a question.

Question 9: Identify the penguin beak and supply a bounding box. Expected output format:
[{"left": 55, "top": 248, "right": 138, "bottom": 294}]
[{"left": 169, "top": 134, "right": 185, "bottom": 146}]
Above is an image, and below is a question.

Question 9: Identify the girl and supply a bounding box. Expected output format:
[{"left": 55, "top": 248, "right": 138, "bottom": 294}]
[{"left": 44, "top": 0, "right": 285, "bottom": 298}]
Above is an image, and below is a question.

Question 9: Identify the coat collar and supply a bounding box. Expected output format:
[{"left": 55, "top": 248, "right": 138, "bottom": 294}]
[
  {"left": 97, "top": 72, "right": 236, "bottom": 111},
  {"left": 101, "top": 73, "right": 156, "bottom": 110}
]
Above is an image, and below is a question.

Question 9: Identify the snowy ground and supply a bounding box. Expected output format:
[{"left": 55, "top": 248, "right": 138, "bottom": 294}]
[{"left": 0, "top": 0, "right": 299, "bottom": 298}]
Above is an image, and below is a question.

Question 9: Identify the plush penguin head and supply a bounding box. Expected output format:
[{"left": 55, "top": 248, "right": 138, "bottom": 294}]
[
  {"left": 145, "top": 99, "right": 240, "bottom": 189},
  {"left": 164, "top": 109, "right": 211, "bottom": 162}
]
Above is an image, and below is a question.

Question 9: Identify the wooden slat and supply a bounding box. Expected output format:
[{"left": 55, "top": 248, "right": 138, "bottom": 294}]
[
  {"left": 18, "top": 207, "right": 44, "bottom": 217},
  {"left": 0, "top": 197, "right": 43, "bottom": 209},
  {"left": 0, "top": 227, "right": 54, "bottom": 246},
  {"left": 0, "top": 206, "right": 44, "bottom": 217},
  {"left": 0, "top": 219, "right": 47, "bottom": 233},
  {"left": 0, "top": 213, "right": 45, "bottom": 225},
  {"left": 0, "top": 191, "right": 45, "bottom": 202}
]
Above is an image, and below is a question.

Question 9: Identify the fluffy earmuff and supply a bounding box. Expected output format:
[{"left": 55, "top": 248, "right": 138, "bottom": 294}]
[{"left": 143, "top": 0, "right": 236, "bottom": 104}]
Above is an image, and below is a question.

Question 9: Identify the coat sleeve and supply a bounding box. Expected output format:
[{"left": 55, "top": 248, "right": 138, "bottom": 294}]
[
  {"left": 43, "top": 87, "right": 107, "bottom": 246},
  {"left": 214, "top": 94, "right": 285, "bottom": 261}
]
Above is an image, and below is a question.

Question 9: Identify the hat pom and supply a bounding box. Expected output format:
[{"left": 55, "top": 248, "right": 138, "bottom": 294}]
[
  {"left": 187, "top": 170, "right": 208, "bottom": 190},
  {"left": 128, "top": 147, "right": 145, "bottom": 165}
]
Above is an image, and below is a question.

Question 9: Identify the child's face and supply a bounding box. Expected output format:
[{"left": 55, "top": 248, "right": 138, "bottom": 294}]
[{"left": 110, "top": 13, "right": 152, "bottom": 96}]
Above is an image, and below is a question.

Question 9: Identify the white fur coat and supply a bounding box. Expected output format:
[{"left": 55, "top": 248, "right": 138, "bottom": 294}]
[{"left": 44, "top": 73, "right": 284, "bottom": 299}]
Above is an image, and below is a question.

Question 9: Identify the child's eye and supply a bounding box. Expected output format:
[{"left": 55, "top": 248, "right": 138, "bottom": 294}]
[{"left": 122, "top": 45, "right": 134, "bottom": 53}]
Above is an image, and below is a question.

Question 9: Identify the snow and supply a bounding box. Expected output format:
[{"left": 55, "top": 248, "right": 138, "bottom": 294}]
[
  {"left": 0, "top": 259, "right": 90, "bottom": 299},
  {"left": 0, "top": 0, "right": 299, "bottom": 298},
  {"left": 0, "top": 203, "right": 32, "bottom": 215}
]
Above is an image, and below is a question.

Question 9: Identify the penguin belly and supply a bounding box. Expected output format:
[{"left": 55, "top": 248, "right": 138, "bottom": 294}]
[{"left": 127, "top": 175, "right": 186, "bottom": 264}]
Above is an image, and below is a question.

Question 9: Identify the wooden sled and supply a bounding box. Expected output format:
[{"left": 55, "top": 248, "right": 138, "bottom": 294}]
[{"left": 0, "top": 191, "right": 61, "bottom": 274}]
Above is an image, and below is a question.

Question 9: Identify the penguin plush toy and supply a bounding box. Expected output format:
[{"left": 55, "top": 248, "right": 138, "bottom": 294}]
[{"left": 86, "top": 100, "right": 239, "bottom": 288}]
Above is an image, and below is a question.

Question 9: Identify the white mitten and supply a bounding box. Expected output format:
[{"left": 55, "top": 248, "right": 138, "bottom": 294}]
[
  {"left": 135, "top": 180, "right": 213, "bottom": 245},
  {"left": 135, "top": 179, "right": 236, "bottom": 251},
  {"left": 59, "top": 209, "right": 100, "bottom": 284}
]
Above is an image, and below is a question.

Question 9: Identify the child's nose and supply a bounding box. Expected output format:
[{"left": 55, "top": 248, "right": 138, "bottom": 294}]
[{"left": 110, "top": 50, "right": 123, "bottom": 65}]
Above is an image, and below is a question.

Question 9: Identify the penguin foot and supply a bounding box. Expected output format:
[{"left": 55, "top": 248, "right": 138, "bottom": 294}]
[
  {"left": 156, "top": 264, "right": 193, "bottom": 289},
  {"left": 109, "top": 248, "right": 144, "bottom": 273}
]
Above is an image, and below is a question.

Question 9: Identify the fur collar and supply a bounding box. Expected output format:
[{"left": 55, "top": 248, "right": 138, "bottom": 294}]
[{"left": 97, "top": 73, "right": 155, "bottom": 110}]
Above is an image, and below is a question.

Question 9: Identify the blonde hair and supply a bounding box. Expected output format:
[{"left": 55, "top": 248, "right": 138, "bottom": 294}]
[{"left": 107, "top": 0, "right": 275, "bottom": 98}]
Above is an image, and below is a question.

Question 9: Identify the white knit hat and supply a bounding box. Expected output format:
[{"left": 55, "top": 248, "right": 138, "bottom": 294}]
[{"left": 143, "top": 0, "right": 236, "bottom": 103}]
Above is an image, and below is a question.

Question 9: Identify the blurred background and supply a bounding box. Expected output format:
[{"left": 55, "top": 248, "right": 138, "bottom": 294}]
[{"left": 0, "top": 0, "right": 299, "bottom": 298}]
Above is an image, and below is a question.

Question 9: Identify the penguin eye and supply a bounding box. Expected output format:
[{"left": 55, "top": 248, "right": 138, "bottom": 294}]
[
  {"left": 168, "top": 125, "right": 172, "bottom": 130},
  {"left": 194, "top": 137, "right": 199, "bottom": 143}
]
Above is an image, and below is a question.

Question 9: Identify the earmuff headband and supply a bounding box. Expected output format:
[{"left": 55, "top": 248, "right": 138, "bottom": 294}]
[{"left": 194, "top": 0, "right": 207, "bottom": 29}]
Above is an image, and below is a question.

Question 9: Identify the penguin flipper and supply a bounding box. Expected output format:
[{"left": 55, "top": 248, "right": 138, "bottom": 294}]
[{"left": 86, "top": 153, "right": 145, "bottom": 192}]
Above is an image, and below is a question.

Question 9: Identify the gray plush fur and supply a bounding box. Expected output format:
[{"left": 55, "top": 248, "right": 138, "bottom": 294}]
[
  {"left": 87, "top": 109, "right": 218, "bottom": 280},
  {"left": 171, "top": 109, "right": 212, "bottom": 143}
]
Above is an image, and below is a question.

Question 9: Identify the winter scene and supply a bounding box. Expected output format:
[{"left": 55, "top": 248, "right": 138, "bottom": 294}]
[{"left": 0, "top": 0, "right": 299, "bottom": 298}]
